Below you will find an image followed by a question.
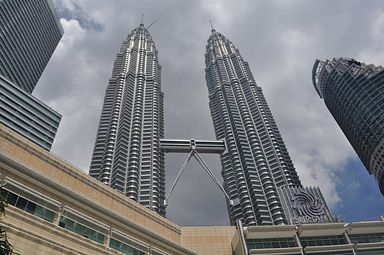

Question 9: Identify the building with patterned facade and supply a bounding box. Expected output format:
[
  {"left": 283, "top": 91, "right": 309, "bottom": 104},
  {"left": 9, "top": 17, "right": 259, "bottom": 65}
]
[
  {"left": 89, "top": 23, "right": 166, "bottom": 216},
  {"left": 204, "top": 29, "right": 303, "bottom": 226},
  {"left": 0, "top": 0, "right": 63, "bottom": 150},
  {"left": 312, "top": 58, "right": 384, "bottom": 195},
  {"left": 1, "top": 123, "right": 384, "bottom": 255},
  {"left": 0, "top": 0, "right": 63, "bottom": 93},
  {"left": 0, "top": 76, "right": 61, "bottom": 150}
]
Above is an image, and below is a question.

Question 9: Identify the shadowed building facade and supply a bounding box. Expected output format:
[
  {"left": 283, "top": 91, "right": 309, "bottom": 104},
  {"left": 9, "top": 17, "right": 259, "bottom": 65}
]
[
  {"left": 204, "top": 30, "right": 302, "bottom": 226},
  {"left": 89, "top": 24, "right": 166, "bottom": 216},
  {"left": 0, "top": 76, "right": 61, "bottom": 150},
  {"left": 313, "top": 58, "right": 384, "bottom": 195},
  {"left": 0, "top": 0, "right": 63, "bottom": 150},
  {"left": 0, "top": 0, "right": 63, "bottom": 93}
]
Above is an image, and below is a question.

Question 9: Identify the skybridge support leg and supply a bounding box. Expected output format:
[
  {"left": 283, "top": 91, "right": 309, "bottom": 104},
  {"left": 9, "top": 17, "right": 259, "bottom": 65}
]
[
  {"left": 163, "top": 149, "right": 236, "bottom": 207},
  {"left": 193, "top": 151, "right": 234, "bottom": 206},
  {"left": 163, "top": 150, "right": 194, "bottom": 206}
]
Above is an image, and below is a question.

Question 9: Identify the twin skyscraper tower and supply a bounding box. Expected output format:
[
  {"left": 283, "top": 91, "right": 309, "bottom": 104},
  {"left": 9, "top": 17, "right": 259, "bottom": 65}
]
[{"left": 89, "top": 23, "right": 336, "bottom": 226}]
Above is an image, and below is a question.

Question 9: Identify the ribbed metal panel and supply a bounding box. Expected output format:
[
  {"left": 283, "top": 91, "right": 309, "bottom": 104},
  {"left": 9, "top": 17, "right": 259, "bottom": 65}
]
[
  {"left": 89, "top": 24, "right": 166, "bottom": 216},
  {"left": 0, "top": 76, "right": 61, "bottom": 150},
  {"left": 0, "top": 0, "right": 63, "bottom": 93},
  {"left": 313, "top": 58, "right": 384, "bottom": 195},
  {"left": 278, "top": 186, "right": 338, "bottom": 224},
  {"left": 204, "top": 30, "right": 302, "bottom": 226},
  {"left": 160, "top": 139, "right": 226, "bottom": 154}
]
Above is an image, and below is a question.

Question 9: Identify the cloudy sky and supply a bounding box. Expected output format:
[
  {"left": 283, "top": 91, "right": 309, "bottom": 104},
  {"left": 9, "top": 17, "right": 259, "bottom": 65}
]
[{"left": 34, "top": 0, "right": 384, "bottom": 226}]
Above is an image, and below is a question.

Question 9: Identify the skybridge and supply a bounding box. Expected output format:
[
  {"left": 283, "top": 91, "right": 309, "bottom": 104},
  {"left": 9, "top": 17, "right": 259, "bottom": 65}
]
[
  {"left": 160, "top": 139, "right": 226, "bottom": 154},
  {"left": 159, "top": 138, "right": 238, "bottom": 207}
]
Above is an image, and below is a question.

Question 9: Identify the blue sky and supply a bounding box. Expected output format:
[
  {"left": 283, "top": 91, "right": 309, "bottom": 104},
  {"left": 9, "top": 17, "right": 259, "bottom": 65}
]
[
  {"left": 35, "top": 0, "right": 384, "bottom": 225},
  {"left": 334, "top": 158, "right": 384, "bottom": 222}
]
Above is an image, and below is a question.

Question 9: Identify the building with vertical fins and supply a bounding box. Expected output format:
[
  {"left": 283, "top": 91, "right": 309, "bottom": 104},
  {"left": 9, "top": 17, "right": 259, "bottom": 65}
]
[
  {"left": 89, "top": 23, "right": 166, "bottom": 216},
  {"left": 204, "top": 29, "right": 303, "bottom": 226},
  {"left": 0, "top": 0, "right": 63, "bottom": 150},
  {"left": 313, "top": 58, "right": 384, "bottom": 195},
  {"left": 0, "top": 0, "right": 63, "bottom": 93}
]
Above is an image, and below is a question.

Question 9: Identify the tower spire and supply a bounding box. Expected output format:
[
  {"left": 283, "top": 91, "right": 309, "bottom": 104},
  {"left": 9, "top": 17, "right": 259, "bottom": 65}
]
[
  {"left": 140, "top": 14, "right": 144, "bottom": 25},
  {"left": 209, "top": 20, "right": 215, "bottom": 32}
]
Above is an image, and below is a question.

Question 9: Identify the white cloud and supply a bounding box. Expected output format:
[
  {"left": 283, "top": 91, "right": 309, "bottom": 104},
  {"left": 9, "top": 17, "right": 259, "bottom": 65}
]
[
  {"left": 359, "top": 10, "right": 384, "bottom": 64},
  {"left": 55, "top": 19, "right": 85, "bottom": 55}
]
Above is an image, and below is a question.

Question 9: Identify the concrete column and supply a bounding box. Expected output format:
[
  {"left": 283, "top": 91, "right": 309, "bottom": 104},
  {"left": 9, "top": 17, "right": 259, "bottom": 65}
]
[
  {"left": 294, "top": 225, "right": 304, "bottom": 255},
  {"left": 53, "top": 204, "right": 64, "bottom": 226},
  {"left": 104, "top": 227, "right": 112, "bottom": 247},
  {"left": 343, "top": 224, "right": 357, "bottom": 255}
]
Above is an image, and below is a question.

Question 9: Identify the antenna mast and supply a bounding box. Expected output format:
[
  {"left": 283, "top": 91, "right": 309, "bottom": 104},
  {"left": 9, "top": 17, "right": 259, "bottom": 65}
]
[
  {"left": 209, "top": 19, "right": 215, "bottom": 32},
  {"left": 146, "top": 21, "right": 156, "bottom": 30}
]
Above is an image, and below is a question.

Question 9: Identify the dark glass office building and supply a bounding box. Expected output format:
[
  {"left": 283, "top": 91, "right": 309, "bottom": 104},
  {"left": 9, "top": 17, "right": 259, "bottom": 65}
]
[
  {"left": 0, "top": 76, "right": 61, "bottom": 150},
  {"left": 312, "top": 58, "right": 384, "bottom": 195},
  {"left": 0, "top": 0, "right": 63, "bottom": 93},
  {"left": 0, "top": 0, "right": 63, "bottom": 150},
  {"left": 89, "top": 24, "right": 166, "bottom": 216},
  {"left": 204, "top": 29, "right": 302, "bottom": 226}
]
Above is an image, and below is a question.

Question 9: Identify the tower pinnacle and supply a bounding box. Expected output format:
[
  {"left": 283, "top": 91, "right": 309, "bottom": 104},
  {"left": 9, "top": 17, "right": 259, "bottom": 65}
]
[{"left": 209, "top": 19, "right": 215, "bottom": 33}]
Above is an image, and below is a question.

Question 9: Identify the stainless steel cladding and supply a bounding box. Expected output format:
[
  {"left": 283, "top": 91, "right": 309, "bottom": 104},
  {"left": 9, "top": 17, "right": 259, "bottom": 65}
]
[
  {"left": 204, "top": 30, "right": 302, "bottom": 226},
  {"left": 89, "top": 24, "right": 166, "bottom": 216}
]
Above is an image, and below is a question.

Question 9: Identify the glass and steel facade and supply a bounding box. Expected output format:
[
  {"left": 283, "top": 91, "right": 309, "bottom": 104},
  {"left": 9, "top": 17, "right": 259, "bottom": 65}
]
[
  {"left": 89, "top": 24, "right": 166, "bottom": 216},
  {"left": 312, "top": 58, "right": 384, "bottom": 195},
  {"left": 0, "top": 0, "right": 62, "bottom": 150},
  {"left": 204, "top": 30, "right": 301, "bottom": 226},
  {"left": 0, "top": 76, "right": 61, "bottom": 150},
  {"left": 0, "top": 0, "right": 63, "bottom": 93},
  {"left": 241, "top": 222, "right": 384, "bottom": 255}
]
